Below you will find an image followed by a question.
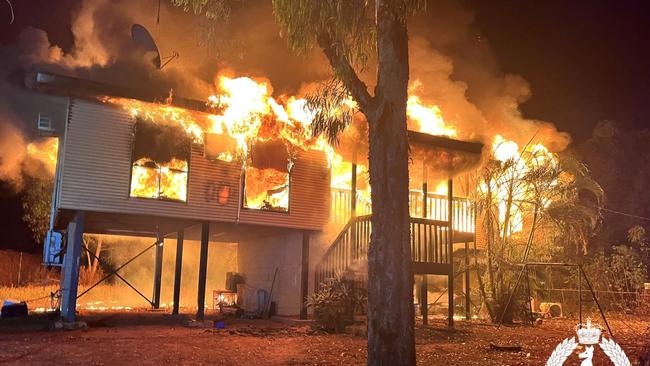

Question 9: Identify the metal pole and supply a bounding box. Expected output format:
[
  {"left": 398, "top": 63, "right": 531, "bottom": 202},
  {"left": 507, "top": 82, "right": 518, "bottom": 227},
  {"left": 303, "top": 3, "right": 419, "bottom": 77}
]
[
  {"left": 447, "top": 178, "right": 454, "bottom": 328},
  {"left": 172, "top": 230, "right": 184, "bottom": 315},
  {"left": 77, "top": 241, "right": 158, "bottom": 300},
  {"left": 196, "top": 222, "right": 210, "bottom": 321},
  {"left": 81, "top": 244, "right": 153, "bottom": 306},
  {"left": 152, "top": 231, "right": 164, "bottom": 309},
  {"left": 579, "top": 265, "right": 614, "bottom": 338},
  {"left": 300, "top": 231, "right": 310, "bottom": 320},
  {"left": 497, "top": 264, "right": 527, "bottom": 327}
]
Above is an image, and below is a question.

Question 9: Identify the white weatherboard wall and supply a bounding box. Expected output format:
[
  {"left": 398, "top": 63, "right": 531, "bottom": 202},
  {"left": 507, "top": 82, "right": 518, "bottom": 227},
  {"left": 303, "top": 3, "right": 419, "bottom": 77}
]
[
  {"left": 238, "top": 232, "right": 303, "bottom": 316},
  {"left": 57, "top": 98, "right": 330, "bottom": 231}
]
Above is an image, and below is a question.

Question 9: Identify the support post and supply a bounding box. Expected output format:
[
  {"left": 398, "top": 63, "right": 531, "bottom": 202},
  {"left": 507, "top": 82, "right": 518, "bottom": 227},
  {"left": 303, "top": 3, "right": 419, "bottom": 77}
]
[
  {"left": 300, "top": 231, "right": 310, "bottom": 320},
  {"left": 447, "top": 178, "right": 454, "bottom": 328},
  {"left": 421, "top": 174, "right": 429, "bottom": 325},
  {"left": 60, "top": 211, "right": 85, "bottom": 322},
  {"left": 420, "top": 275, "right": 428, "bottom": 325},
  {"left": 196, "top": 222, "right": 210, "bottom": 321},
  {"left": 172, "top": 230, "right": 184, "bottom": 315},
  {"left": 350, "top": 162, "right": 358, "bottom": 261},
  {"left": 465, "top": 241, "right": 470, "bottom": 320},
  {"left": 422, "top": 163, "right": 428, "bottom": 219},
  {"left": 152, "top": 231, "right": 164, "bottom": 309},
  {"left": 351, "top": 163, "right": 357, "bottom": 217}
]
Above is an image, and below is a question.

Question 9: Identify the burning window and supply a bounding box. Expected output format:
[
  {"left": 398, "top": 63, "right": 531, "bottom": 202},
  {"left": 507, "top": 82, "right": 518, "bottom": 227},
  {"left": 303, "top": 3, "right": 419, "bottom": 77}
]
[
  {"left": 243, "top": 140, "right": 290, "bottom": 212},
  {"left": 130, "top": 119, "right": 191, "bottom": 202}
]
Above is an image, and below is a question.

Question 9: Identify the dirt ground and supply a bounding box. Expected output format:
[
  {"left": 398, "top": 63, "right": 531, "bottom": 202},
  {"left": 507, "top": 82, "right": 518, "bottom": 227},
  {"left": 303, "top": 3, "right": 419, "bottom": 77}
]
[{"left": 0, "top": 311, "right": 648, "bottom": 365}]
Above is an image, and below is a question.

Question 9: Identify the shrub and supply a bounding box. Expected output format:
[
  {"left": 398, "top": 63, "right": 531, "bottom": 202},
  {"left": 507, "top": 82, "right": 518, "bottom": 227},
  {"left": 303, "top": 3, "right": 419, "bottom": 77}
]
[{"left": 307, "top": 274, "right": 366, "bottom": 333}]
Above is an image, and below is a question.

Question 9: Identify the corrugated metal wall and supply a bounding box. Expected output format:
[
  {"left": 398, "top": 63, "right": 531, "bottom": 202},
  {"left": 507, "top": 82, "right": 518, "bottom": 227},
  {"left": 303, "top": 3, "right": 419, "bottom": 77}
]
[{"left": 57, "top": 99, "right": 330, "bottom": 231}]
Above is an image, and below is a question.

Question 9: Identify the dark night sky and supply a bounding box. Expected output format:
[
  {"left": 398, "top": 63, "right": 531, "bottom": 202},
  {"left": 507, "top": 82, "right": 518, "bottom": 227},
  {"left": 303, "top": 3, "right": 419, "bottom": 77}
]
[
  {"left": 1, "top": 0, "right": 650, "bottom": 251},
  {"left": 468, "top": 0, "right": 650, "bottom": 141}
]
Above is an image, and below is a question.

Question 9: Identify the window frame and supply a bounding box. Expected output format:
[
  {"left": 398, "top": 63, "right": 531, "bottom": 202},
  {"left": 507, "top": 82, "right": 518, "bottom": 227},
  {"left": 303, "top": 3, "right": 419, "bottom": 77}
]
[{"left": 127, "top": 119, "right": 192, "bottom": 203}]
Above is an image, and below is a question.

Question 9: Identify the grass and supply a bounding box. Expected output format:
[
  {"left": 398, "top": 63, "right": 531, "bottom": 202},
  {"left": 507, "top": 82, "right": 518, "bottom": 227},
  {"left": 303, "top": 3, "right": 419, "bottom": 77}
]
[
  {"left": 1, "top": 282, "right": 223, "bottom": 313},
  {"left": 1, "top": 284, "right": 155, "bottom": 311}
]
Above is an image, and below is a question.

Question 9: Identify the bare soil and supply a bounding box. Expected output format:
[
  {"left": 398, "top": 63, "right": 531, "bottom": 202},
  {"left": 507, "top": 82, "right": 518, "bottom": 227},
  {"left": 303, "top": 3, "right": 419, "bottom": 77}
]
[{"left": 0, "top": 311, "right": 647, "bottom": 365}]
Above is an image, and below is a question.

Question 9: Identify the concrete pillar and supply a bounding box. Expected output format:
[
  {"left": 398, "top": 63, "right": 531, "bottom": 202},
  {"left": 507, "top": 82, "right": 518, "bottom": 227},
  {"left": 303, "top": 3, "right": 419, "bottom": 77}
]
[
  {"left": 152, "top": 231, "right": 164, "bottom": 309},
  {"left": 172, "top": 230, "right": 184, "bottom": 315},
  {"left": 300, "top": 231, "right": 310, "bottom": 319},
  {"left": 60, "top": 211, "right": 84, "bottom": 322},
  {"left": 196, "top": 222, "right": 210, "bottom": 321}
]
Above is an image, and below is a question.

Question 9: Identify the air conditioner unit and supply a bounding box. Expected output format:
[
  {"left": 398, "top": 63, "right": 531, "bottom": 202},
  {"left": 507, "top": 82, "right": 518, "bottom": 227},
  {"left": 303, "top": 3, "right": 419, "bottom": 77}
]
[
  {"left": 37, "top": 113, "right": 57, "bottom": 136},
  {"left": 539, "top": 302, "right": 563, "bottom": 318},
  {"left": 43, "top": 230, "right": 64, "bottom": 267}
]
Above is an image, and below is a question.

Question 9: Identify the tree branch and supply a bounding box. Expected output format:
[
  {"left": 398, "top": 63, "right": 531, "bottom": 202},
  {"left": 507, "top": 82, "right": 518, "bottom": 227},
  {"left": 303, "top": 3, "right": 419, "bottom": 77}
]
[{"left": 317, "top": 33, "right": 372, "bottom": 112}]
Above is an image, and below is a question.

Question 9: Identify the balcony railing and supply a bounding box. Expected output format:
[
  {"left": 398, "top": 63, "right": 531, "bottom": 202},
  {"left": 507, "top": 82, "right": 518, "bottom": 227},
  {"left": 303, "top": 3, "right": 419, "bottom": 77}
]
[
  {"left": 330, "top": 187, "right": 372, "bottom": 224},
  {"left": 315, "top": 215, "right": 454, "bottom": 290},
  {"left": 330, "top": 188, "right": 475, "bottom": 233}
]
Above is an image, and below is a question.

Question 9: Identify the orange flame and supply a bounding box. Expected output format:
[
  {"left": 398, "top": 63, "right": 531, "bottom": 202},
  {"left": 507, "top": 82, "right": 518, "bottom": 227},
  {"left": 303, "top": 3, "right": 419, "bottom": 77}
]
[
  {"left": 26, "top": 138, "right": 59, "bottom": 175},
  {"left": 481, "top": 135, "right": 558, "bottom": 236}
]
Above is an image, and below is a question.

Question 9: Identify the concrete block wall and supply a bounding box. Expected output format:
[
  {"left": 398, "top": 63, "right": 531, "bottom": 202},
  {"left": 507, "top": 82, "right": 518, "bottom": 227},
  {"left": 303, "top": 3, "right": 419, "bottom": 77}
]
[{"left": 238, "top": 231, "right": 304, "bottom": 316}]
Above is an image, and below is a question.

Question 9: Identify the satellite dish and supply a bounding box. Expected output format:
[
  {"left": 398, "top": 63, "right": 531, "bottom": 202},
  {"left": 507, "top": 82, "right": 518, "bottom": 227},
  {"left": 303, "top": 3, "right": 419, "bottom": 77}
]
[
  {"left": 131, "top": 24, "right": 179, "bottom": 69},
  {"left": 131, "top": 24, "right": 161, "bottom": 68}
]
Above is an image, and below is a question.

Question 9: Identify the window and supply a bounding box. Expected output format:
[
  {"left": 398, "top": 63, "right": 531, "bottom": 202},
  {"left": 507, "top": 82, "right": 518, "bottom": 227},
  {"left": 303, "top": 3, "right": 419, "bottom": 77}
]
[
  {"left": 130, "top": 118, "right": 191, "bottom": 202},
  {"left": 243, "top": 140, "right": 290, "bottom": 212}
]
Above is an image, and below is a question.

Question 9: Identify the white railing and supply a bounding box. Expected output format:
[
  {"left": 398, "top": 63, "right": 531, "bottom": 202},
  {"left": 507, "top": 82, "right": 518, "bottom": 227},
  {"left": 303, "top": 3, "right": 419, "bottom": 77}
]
[{"left": 330, "top": 188, "right": 475, "bottom": 233}]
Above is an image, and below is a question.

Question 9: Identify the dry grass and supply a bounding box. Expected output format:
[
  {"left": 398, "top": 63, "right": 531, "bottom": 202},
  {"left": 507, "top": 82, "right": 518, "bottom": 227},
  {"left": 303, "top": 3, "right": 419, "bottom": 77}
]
[
  {"left": 0, "top": 250, "right": 54, "bottom": 287},
  {"left": 1, "top": 282, "right": 225, "bottom": 313},
  {"left": 1, "top": 284, "right": 156, "bottom": 311}
]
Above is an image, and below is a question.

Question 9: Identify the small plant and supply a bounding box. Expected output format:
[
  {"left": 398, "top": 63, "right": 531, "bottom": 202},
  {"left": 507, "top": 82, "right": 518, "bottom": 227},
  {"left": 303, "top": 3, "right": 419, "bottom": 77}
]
[{"left": 307, "top": 274, "right": 366, "bottom": 333}]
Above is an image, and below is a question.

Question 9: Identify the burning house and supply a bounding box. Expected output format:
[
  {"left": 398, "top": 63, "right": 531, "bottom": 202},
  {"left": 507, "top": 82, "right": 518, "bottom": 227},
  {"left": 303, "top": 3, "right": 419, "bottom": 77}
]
[{"left": 30, "top": 67, "right": 488, "bottom": 324}]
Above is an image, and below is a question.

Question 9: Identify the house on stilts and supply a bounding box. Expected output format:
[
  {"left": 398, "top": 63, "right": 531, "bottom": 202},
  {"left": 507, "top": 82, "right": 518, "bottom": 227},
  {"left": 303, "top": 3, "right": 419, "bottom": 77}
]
[{"left": 31, "top": 71, "right": 483, "bottom": 326}]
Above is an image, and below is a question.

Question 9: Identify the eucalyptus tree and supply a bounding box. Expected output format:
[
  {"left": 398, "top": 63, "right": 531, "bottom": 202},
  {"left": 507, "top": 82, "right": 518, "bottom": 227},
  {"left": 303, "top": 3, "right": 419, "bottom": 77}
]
[{"left": 172, "top": 0, "right": 424, "bottom": 364}]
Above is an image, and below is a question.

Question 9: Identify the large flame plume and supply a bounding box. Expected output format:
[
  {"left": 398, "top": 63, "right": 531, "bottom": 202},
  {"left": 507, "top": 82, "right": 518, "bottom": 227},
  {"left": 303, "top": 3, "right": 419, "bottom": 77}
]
[{"left": 61, "top": 71, "right": 560, "bottom": 232}]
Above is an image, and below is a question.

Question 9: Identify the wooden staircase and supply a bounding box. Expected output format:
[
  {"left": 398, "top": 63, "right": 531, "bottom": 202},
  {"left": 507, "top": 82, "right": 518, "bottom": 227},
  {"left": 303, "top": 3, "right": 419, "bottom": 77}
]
[
  {"left": 315, "top": 190, "right": 476, "bottom": 326},
  {"left": 315, "top": 192, "right": 476, "bottom": 289}
]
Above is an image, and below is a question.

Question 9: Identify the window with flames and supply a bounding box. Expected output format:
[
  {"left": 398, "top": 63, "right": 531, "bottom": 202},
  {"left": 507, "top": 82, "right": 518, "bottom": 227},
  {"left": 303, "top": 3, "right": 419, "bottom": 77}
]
[
  {"left": 243, "top": 140, "right": 290, "bottom": 212},
  {"left": 129, "top": 119, "right": 191, "bottom": 202}
]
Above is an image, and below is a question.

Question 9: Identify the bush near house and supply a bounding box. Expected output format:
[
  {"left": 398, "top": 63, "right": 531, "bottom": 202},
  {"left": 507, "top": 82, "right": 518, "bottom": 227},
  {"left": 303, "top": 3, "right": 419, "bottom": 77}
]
[{"left": 307, "top": 274, "right": 367, "bottom": 333}]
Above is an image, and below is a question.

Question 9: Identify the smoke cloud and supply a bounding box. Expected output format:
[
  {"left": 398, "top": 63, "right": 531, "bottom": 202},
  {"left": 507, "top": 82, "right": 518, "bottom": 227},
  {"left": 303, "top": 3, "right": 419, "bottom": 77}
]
[
  {"left": 0, "top": 0, "right": 571, "bottom": 189},
  {"left": 408, "top": 1, "right": 571, "bottom": 150}
]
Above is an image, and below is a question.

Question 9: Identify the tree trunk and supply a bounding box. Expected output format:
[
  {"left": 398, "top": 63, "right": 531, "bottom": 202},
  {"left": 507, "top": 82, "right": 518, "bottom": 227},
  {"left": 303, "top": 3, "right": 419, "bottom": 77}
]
[
  {"left": 366, "top": 2, "right": 415, "bottom": 365},
  {"left": 90, "top": 239, "right": 102, "bottom": 281}
]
